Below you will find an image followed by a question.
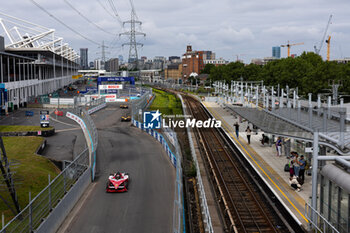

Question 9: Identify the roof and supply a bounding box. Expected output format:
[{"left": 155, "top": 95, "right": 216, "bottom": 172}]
[
  {"left": 0, "top": 51, "right": 35, "bottom": 60},
  {"left": 225, "top": 104, "right": 350, "bottom": 152}
]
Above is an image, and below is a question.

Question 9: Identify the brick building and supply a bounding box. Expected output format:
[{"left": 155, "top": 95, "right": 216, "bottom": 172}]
[
  {"left": 181, "top": 45, "right": 205, "bottom": 82},
  {"left": 164, "top": 63, "right": 182, "bottom": 83}
]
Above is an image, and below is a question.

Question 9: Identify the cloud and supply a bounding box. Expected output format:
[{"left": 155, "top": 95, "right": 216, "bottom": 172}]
[{"left": 0, "top": 0, "right": 349, "bottom": 63}]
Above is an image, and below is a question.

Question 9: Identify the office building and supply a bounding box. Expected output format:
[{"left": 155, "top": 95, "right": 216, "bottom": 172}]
[
  {"left": 80, "top": 48, "right": 89, "bottom": 70},
  {"left": 272, "top": 46, "right": 281, "bottom": 59}
]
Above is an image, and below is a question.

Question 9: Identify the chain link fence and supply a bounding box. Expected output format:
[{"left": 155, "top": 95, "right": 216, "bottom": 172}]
[
  {"left": 0, "top": 148, "right": 89, "bottom": 233},
  {"left": 1, "top": 97, "right": 102, "bottom": 233}
]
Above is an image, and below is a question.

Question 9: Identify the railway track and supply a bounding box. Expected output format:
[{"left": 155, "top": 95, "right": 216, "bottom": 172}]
[{"left": 183, "top": 94, "right": 291, "bottom": 233}]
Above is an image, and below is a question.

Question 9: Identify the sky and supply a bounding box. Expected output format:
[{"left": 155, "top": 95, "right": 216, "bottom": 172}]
[{"left": 0, "top": 0, "right": 349, "bottom": 63}]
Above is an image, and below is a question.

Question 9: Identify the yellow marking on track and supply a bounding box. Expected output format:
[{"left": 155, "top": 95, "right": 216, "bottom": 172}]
[{"left": 203, "top": 102, "right": 309, "bottom": 223}]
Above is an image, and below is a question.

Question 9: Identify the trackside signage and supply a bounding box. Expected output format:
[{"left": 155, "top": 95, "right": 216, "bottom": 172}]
[
  {"left": 99, "top": 84, "right": 123, "bottom": 90},
  {"left": 143, "top": 110, "right": 221, "bottom": 129}
]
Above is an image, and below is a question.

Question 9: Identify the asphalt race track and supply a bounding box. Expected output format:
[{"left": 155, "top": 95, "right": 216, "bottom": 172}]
[{"left": 59, "top": 103, "right": 175, "bottom": 233}]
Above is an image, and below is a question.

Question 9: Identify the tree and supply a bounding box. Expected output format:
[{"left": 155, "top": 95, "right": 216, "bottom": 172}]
[{"left": 201, "top": 64, "right": 215, "bottom": 74}]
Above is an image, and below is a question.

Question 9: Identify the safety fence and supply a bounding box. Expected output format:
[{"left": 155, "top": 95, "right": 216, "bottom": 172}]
[
  {"left": 305, "top": 202, "right": 339, "bottom": 233},
  {"left": 178, "top": 94, "right": 214, "bottom": 233},
  {"left": 131, "top": 88, "right": 153, "bottom": 122},
  {"left": 0, "top": 149, "right": 89, "bottom": 233},
  {"left": 0, "top": 97, "right": 103, "bottom": 233}
]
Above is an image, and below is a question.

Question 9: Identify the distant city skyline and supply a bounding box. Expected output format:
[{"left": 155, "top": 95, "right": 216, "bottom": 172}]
[{"left": 1, "top": 0, "right": 349, "bottom": 63}]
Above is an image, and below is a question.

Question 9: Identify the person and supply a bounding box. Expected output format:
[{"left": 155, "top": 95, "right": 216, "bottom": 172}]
[
  {"left": 299, "top": 155, "right": 306, "bottom": 182},
  {"left": 275, "top": 137, "right": 282, "bottom": 157},
  {"left": 234, "top": 122, "right": 239, "bottom": 138},
  {"left": 246, "top": 126, "right": 252, "bottom": 144},
  {"left": 293, "top": 153, "right": 300, "bottom": 177},
  {"left": 260, "top": 134, "right": 269, "bottom": 146},
  {"left": 260, "top": 134, "right": 266, "bottom": 145},
  {"left": 289, "top": 160, "right": 295, "bottom": 178},
  {"left": 115, "top": 172, "right": 121, "bottom": 180},
  {"left": 289, "top": 175, "right": 302, "bottom": 192}
]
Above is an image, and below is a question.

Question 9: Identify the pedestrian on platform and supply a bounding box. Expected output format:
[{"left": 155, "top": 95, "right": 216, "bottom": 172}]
[
  {"left": 289, "top": 175, "right": 302, "bottom": 192},
  {"left": 289, "top": 160, "right": 295, "bottom": 177},
  {"left": 276, "top": 137, "right": 282, "bottom": 157},
  {"left": 299, "top": 155, "right": 306, "bottom": 182},
  {"left": 234, "top": 122, "right": 239, "bottom": 138},
  {"left": 293, "top": 153, "right": 300, "bottom": 177},
  {"left": 246, "top": 126, "right": 252, "bottom": 144}
]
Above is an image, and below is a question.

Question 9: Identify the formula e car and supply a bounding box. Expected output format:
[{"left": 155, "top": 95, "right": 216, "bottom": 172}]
[
  {"left": 121, "top": 115, "right": 131, "bottom": 122},
  {"left": 120, "top": 104, "right": 128, "bottom": 109},
  {"left": 106, "top": 172, "right": 129, "bottom": 193}
]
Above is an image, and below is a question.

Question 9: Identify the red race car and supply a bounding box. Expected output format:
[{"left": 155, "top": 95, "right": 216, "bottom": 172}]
[{"left": 106, "top": 172, "right": 129, "bottom": 193}]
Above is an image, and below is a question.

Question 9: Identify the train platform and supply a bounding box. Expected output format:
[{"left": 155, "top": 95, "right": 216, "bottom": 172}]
[{"left": 202, "top": 101, "right": 311, "bottom": 229}]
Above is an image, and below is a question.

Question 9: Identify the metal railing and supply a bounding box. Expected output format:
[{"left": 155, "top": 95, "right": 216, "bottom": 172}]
[
  {"left": 305, "top": 202, "right": 339, "bottom": 233},
  {"left": 0, "top": 149, "right": 89, "bottom": 233}
]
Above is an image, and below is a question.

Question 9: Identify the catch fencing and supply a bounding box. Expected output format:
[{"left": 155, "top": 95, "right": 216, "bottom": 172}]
[
  {"left": 0, "top": 149, "right": 89, "bottom": 233},
  {"left": 0, "top": 97, "right": 103, "bottom": 233}
]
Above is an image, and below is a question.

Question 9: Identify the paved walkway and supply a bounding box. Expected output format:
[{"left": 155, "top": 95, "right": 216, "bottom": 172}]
[{"left": 203, "top": 101, "right": 312, "bottom": 229}]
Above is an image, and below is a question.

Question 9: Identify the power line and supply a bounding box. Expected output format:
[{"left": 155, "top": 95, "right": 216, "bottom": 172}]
[
  {"left": 63, "top": 0, "right": 116, "bottom": 36},
  {"left": 107, "top": 0, "right": 124, "bottom": 27},
  {"left": 30, "top": 0, "right": 100, "bottom": 45},
  {"left": 96, "top": 0, "right": 116, "bottom": 19}
]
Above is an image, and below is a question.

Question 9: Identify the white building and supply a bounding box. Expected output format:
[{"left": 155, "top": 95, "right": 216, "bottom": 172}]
[{"left": 0, "top": 13, "right": 79, "bottom": 112}]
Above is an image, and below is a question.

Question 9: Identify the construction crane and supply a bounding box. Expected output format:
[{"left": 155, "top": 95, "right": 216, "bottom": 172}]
[
  {"left": 281, "top": 41, "right": 304, "bottom": 57},
  {"left": 326, "top": 35, "right": 331, "bottom": 61},
  {"left": 314, "top": 14, "right": 332, "bottom": 55}
]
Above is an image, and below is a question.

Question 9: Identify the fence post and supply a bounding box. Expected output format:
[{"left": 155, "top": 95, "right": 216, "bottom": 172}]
[
  {"left": 48, "top": 174, "right": 51, "bottom": 210},
  {"left": 2, "top": 213, "right": 4, "bottom": 233},
  {"left": 63, "top": 168, "right": 66, "bottom": 193},
  {"left": 29, "top": 192, "right": 32, "bottom": 232}
]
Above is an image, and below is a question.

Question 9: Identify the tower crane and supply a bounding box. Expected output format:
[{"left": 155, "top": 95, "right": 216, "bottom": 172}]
[
  {"left": 314, "top": 14, "right": 332, "bottom": 55},
  {"left": 281, "top": 41, "right": 304, "bottom": 57},
  {"left": 326, "top": 35, "right": 331, "bottom": 61}
]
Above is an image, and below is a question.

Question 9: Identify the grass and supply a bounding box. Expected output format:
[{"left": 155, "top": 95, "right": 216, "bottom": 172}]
[
  {"left": 0, "top": 136, "right": 60, "bottom": 222},
  {"left": 149, "top": 89, "right": 183, "bottom": 117},
  {"left": 0, "top": 125, "right": 53, "bottom": 132}
]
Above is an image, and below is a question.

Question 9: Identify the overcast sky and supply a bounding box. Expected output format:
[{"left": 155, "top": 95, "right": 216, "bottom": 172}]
[{"left": 1, "top": 0, "right": 349, "bottom": 63}]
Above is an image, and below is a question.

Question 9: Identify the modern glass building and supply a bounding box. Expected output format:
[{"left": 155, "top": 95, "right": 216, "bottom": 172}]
[
  {"left": 80, "top": 48, "right": 88, "bottom": 70},
  {"left": 272, "top": 46, "right": 281, "bottom": 59}
]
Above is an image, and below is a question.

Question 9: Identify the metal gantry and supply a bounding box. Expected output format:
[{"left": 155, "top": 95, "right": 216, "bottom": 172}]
[
  {"left": 0, "top": 12, "right": 79, "bottom": 62},
  {"left": 119, "top": 0, "right": 145, "bottom": 68}
]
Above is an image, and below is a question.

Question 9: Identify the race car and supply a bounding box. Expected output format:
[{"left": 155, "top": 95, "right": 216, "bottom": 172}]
[
  {"left": 106, "top": 172, "right": 129, "bottom": 193},
  {"left": 121, "top": 115, "right": 131, "bottom": 122},
  {"left": 120, "top": 104, "right": 128, "bottom": 109}
]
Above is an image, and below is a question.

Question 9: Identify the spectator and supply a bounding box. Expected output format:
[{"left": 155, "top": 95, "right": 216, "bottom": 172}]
[
  {"left": 246, "top": 126, "right": 252, "bottom": 144},
  {"left": 289, "top": 175, "right": 302, "bottom": 192},
  {"left": 276, "top": 137, "right": 282, "bottom": 157},
  {"left": 293, "top": 153, "right": 300, "bottom": 177},
  {"left": 299, "top": 155, "right": 306, "bottom": 182},
  {"left": 234, "top": 122, "right": 239, "bottom": 138}
]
